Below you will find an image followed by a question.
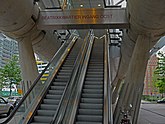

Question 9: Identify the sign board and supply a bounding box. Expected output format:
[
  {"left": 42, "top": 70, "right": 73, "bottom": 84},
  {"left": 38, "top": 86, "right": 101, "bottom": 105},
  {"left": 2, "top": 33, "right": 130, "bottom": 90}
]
[{"left": 38, "top": 8, "right": 129, "bottom": 29}]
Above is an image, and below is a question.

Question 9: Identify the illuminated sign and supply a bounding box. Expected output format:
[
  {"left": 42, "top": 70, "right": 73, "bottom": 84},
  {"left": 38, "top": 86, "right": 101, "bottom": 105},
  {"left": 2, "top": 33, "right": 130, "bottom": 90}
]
[{"left": 38, "top": 8, "right": 129, "bottom": 29}]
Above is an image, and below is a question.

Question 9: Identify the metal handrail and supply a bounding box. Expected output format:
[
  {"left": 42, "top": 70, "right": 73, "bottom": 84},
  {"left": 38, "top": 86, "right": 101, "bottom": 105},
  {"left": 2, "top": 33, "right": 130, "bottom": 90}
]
[
  {"left": 104, "top": 34, "right": 109, "bottom": 124},
  {"left": 106, "top": 30, "right": 113, "bottom": 123},
  {"left": 0, "top": 35, "right": 77, "bottom": 124},
  {"left": 50, "top": 31, "right": 92, "bottom": 124}
]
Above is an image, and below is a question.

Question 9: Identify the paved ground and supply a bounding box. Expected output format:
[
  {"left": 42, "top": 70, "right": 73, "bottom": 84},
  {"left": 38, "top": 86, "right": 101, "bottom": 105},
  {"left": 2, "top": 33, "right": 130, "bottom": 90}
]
[{"left": 138, "top": 101, "right": 165, "bottom": 124}]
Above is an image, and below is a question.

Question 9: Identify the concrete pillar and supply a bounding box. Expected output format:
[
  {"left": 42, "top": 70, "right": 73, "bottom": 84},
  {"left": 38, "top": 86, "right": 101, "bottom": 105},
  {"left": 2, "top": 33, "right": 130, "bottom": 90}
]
[
  {"left": 113, "top": 34, "right": 150, "bottom": 124},
  {"left": 18, "top": 37, "right": 39, "bottom": 94}
]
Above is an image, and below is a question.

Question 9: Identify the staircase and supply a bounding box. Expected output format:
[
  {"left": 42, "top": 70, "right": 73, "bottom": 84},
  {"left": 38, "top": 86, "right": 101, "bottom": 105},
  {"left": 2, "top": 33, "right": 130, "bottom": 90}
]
[
  {"left": 75, "top": 39, "right": 104, "bottom": 124},
  {"left": 29, "top": 41, "right": 82, "bottom": 124}
]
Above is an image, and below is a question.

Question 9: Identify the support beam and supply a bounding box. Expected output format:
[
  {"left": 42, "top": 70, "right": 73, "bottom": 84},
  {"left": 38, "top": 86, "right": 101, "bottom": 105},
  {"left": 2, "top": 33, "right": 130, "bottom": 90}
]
[
  {"left": 113, "top": 34, "right": 150, "bottom": 124},
  {"left": 18, "top": 37, "right": 39, "bottom": 94},
  {"left": 38, "top": 8, "right": 129, "bottom": 30}
]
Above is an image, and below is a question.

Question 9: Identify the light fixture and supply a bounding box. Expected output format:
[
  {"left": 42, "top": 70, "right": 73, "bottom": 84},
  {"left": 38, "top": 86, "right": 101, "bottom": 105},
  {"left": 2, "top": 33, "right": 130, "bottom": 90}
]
[
  {"left": 80, "top": 4, "right": 83, "bottom": 7},
  {"left": 98, "top": 4, "right": 101, "bottom": 7}
]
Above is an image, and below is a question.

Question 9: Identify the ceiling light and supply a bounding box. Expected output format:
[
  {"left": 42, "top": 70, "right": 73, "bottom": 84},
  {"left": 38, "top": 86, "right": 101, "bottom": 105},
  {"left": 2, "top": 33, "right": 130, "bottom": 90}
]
[{"left": 80, "top": 4, "right": 83, "bottom": 7}]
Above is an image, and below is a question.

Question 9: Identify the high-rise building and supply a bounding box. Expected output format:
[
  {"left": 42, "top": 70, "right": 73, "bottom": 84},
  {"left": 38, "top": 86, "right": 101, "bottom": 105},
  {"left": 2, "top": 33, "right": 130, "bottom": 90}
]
[
  {"left": 143, "top": 54, "right": 158, "bottom": 96},
  {"left": 35, "top": 54, "right": 48, "bottom": 83},
  {"left": 0, "top": 33, "right": 18, "bottom": 68}
]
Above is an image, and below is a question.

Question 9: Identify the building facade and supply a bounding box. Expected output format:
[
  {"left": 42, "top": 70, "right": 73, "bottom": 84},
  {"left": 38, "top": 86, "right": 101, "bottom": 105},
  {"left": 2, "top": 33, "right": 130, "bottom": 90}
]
[
  {"left": 143, "top": 54, "right": 158, "bottom": 96},
  {"left": 0, "top": 33, "right": 18, "bottom": 68}
]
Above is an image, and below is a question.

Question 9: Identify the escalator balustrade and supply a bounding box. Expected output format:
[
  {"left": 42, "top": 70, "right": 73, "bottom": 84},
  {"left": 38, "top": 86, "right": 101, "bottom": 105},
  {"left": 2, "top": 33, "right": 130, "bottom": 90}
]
[{"left": 29, "top": 41, "right": 82, "bottom": 124}]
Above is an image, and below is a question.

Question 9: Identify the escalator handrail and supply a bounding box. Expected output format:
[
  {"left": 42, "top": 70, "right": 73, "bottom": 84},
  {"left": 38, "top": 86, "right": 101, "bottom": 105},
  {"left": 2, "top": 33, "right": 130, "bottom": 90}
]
[
  {"left": 50, "top": 31, "right": 93, "bottom": 124},
  {"left": 0, "top": 35, "right": 78, "bottom": 124},
  {"left": 104, "top": 31, "right": 113, "bottom": 124}
]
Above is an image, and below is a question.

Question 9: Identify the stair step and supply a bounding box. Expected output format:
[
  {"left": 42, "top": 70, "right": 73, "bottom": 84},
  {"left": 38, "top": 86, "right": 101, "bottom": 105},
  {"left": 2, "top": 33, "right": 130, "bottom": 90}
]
[
  {"left": 83, "top": 89, "right": 103, "bottom": 94},
  {"left": 40, "top": 104, "right": 58, "bottom": 110},
  {"left": 87, "top": 69, "right": 103, "bottom": 72},
  {"left": 52, "top": 82, "right": 67, "bottom": 86},
  {"left": 77, "top": 115, "right": 102, "bottom": 122},
  {"left": 85, "top": 81, "right": 103, "bottom": 85},
  {"left": 54, "top": 78, "right": 68, "bottom": 82},
  {"left": 79, "top": 109, "right": 102, "bottom": 115},
  {"left": 50, "top": 86, "right": 65, "bottom": 90},
  {"left": 86, "top": 75, "right": 103, "bottom": 78},
  {"left": 85, "top": 78, "right": 103, "bottom": 81},
  {"left": 80, "top": 103, "right": 103, "bottom": 109},
  {"left": 84, "top": 85, "right": 103, "bottom": 89},
  {"left": 76, "top": 122, "right": 102, "bottom": 124},
  {"left": 81, "top": 98, "right": 103, "bottom": 104},
  {"left": 43, "top": 99, "right": 60, "bottom": 104},
  {"left": 56, "top": 75, "right": 70, "bottom": 78},
  {"left": 37, "top": 110, "right": 56, "bottom": 116},
  {"left": 33, "top": 116, "right": 52, "bottom": 123},
  {"left": 82, "top": 93, "right": 103, "bottom": 98},
  {"left": 46, "top": 94, "right": 62, "bottom": 99},
  {"left": 48, "top": 90, "right": 63, "bottom": 95}
]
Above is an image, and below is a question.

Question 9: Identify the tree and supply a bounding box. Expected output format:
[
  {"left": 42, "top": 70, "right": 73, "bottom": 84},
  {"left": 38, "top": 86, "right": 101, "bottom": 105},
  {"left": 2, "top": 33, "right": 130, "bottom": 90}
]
[
  {"left": 153, "top": 52, "right": 165, "bottom": 97},
  {"left": 0, "top": 56, "right": 22, "bottom": 96}
]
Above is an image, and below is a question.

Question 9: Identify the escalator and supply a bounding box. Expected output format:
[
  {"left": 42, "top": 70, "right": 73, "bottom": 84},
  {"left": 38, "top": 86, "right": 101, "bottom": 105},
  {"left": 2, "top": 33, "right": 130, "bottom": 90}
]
[
  {"left": 29, "top": 40, "right": 82, "bottom": 124},
  {"left": 75, "top": 39, "right": 104, "bottom": 124}
]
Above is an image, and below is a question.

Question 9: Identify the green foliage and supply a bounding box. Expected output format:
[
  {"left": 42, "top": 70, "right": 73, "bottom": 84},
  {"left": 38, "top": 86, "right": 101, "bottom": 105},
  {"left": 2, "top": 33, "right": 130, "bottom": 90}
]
[
  {"left": 153, "top": 52, "right": 165, "bottom": 95},
  {"left": 0, "top": 56, "right": 22, "bottom": 96},
  {"left": 142, "top": 95, "right": 160, "bottom": 102}
]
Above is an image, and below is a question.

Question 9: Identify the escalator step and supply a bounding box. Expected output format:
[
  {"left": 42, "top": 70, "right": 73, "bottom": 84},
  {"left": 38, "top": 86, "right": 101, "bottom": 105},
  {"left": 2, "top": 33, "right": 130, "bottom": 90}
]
[
  {"left": 52, "top": 82, "right": 67, "bottom": 86},
  {"left": 85, "top": 81, "right": 103, "bottom": 85},
  {"left": 84, "top": 85, "right": 103, "bottom": 89},
  {"left": 80, "top": 103, "right": 103, "bottom": 109},
  {"left": 77, "top": 115, "right": 102, "bottom": 122},
  {"left": 56, "top": 75, "right": 70, "bottom": 78},
  {"left": 87, "top": 69, "right": 103, "bottom": 72},
  {"left": 46, "top": 94, "right": 62, "bottom": 99},
  {"left": 81, "top": 98, "right": 103, "bottom": 104},
  {"left": 78, "top": 109, "right": 102, "bottom": 115},
  {"left": 76, "top": 122, "right": 102, "bottom": 124},
  {"left": 43, "top": 99, "right": 60, "bottom": 104},
  {"left": 30, "top": 122, "right": 49, "bottom": 124},
  {"left": 33, "top": 116, "right": 52, "bottom": 123},
  {"left": 50, "top": 86, "right": 65, "bottom": 90},
  {"left": 87, "top": 72, "right": 103, "bottom": 75},
  {"left": 85, "top": 78, "right": 103, "bottom": 81},
  {"left": 83, "top": 89, "right": 103, "bottom": 94},
  {"left": 37, "top": 110, "right": 56, "bottom": 116},
  {"left": 82, "top": 93, "right": 103, "bottom": 98},
  {"left": 40, "top": 104, "right": 58, "bottom": 110},
  {"left": 48, "top": 90, "right": 63, "bottom": 95},
  {"left": 54, "top": 78, "right": 68, "bottom": 82}
]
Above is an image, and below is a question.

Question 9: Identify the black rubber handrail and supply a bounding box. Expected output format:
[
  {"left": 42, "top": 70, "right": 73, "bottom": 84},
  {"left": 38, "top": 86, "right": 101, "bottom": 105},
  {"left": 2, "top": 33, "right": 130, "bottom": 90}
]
[{"left": 0, "top": 36, "right": 77, "bottom": 124}]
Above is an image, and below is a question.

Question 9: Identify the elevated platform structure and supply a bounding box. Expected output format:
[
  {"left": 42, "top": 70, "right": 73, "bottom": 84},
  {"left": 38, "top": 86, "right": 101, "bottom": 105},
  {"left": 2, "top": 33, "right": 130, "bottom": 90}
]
[{"left": 0, "top": 0, "right": 164, "bottom": 123}]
